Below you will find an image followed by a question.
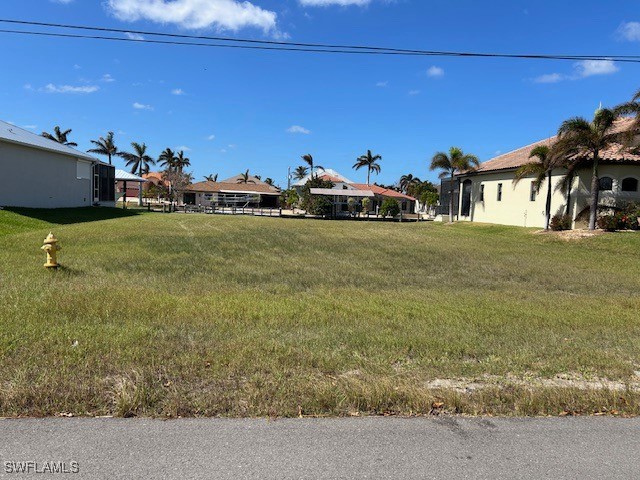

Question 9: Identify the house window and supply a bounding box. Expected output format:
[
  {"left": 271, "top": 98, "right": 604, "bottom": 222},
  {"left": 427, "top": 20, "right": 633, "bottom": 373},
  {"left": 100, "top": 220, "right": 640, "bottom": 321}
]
[
  {"left": 530, "top": 182, "right": 537, "bottom": 202},
  {"left": 497, "top": 183, "right": 503, "bottom": 202},
  {"left": 599, "top": 177, "right": 613, "bottom": 191},
  {"left": 621, "top": 178, "right": 638, "bottom": 192},
  {"left": 480, "top": 184, "right": 485, "bottom": 202}
]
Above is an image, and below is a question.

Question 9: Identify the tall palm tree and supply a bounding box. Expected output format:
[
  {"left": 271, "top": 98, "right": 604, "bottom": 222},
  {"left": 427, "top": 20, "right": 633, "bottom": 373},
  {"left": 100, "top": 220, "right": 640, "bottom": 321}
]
[
  {"left": 204, "top": 174, "right": 218, "bottom": 182},
  {"left": 175, "top": 150, "right": 191, "bottom": 173},
  {"left": 237, "top": 169, "right": 255, "bottom": 184},
  {"left": 429, "top": 147, "right": 480, "bottom": 222},
  {"left": 119, "top": 142, "right": 155, "bottom": 206},
  {"left": 294, "top": 166, "right": 309, "bottom": 180},
  {"left": 119, "top": 142, "right": 155, "bottom": 176},
  {"left": 614, "top": 89, "right": 640, "bottom": 150},
  {"left": 301, "top": 154, "right": 324, "bottom": 178},
  {"left": 88, "top": 131, "right": 118, "bottom": 165},
  {"left": 158, "top": 148, "right": 177, "bottom": 171},
  {"left": 557, "top": 108, "right": 622, "bottom": 231},
  {"left": 353, "top": 150, "right": 382, "bottom": 185},
  {"left": 399, "top": 174, "right": 421, "bottom": 193},
  {"left": 42, "top": 126, "right": 77, "bottom": 147},
  {"left": 513, "top": 145, "right": 557, "bottom": 230},
  {"left": 264, "top": 178, "right": 275, "bottom": 186}
]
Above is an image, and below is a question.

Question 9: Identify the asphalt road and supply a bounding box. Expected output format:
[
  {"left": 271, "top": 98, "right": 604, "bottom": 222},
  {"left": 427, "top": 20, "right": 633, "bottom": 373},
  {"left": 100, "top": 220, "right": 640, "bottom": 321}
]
[{"left": 1, "top": 417, "right": 639, "bottom": 479}]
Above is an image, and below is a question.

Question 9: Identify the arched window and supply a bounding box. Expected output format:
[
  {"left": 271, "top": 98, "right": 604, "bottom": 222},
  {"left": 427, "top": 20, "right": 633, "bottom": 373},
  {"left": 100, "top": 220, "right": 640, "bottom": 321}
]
[
  {"left": 621, "top": 178, "right": 638, "bottom": 192},
  {"left": 599, "top": 177, "right": 613, "bottom": 191}
]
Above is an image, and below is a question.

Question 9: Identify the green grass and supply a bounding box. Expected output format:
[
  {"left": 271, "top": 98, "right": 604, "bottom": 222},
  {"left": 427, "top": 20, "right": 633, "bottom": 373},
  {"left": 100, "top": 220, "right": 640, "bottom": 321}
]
[{"left": 1, "top": 207, "right": 639, "bottom": 418}]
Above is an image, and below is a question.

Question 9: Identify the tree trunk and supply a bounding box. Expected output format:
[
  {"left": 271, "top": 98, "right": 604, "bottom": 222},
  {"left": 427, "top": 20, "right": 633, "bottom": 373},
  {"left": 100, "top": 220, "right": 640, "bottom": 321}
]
[
  {"left": 588, "top": 154, "right": 600, "bottom": 231},
  {"left": 138, "top": 165, "right": 144, "bottom": 207},
  {"left": 545, "top": 170, "right": 552, "bottom": 230},
  {"left": 108, "top": 153, "right": 112, "bottom": 166},
  {"left": 449, "top": 173, "right": 454, "bottom": 223},
  {"left": 367, "top": 169, "right": 370, "bottom": 186},
  {"left": 565, "top": 173, "right": 573, "bottom": 217}
]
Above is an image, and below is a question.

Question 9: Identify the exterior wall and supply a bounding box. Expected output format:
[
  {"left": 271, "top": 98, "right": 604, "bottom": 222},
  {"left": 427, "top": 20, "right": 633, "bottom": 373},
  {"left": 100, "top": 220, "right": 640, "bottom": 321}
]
[
  {"left": 457, "top": 164, "right": 640, "bottom": 228},
  {"left": 0, "top": 141, "right": 96, "bottom": 208},
  {"left": 570, "top": 165, "right": 640, "bottom": 227}
]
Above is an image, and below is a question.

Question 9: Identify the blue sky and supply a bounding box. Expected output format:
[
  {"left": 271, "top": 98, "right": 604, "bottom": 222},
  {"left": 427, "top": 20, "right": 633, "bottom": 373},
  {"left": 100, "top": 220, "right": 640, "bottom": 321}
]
[{"left": 1, "top": 0, "right": 639, "bottom": 187}]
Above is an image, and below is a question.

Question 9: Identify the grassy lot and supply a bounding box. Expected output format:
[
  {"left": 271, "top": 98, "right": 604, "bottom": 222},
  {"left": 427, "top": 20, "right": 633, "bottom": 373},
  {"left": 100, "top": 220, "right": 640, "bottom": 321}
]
[{"left": 1, "top": 207, "right": 639, "bottom": 418}]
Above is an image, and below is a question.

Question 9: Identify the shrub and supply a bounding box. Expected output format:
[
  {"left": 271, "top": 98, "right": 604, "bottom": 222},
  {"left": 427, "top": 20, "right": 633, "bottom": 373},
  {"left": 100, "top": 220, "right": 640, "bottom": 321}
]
[
  {"left": 347, "top": 197, "right": 360, "bottom": 216},
  {"left": 309, "top": 196, "right": 333, "bottom": 217},
  {"left": 597, "top": 215, "right": 619, "bottom": 232},
  {"left": 361, "top": 197, "right": 371, "bottom": 213},
  {"left": 550, "top": 214, "right": 572, "bottom": 231},
  {"left": 379, "top": 198, "right": 401, "bottom": 218},
  {"left": 280, "top": 189, "right": 299, "bottom": 209}
]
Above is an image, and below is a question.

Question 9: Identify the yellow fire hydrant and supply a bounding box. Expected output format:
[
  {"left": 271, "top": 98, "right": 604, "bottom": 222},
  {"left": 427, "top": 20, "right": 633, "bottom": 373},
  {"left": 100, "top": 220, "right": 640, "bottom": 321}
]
[{"left": 41, "top": 232, "right": 61, "bottom": 269}]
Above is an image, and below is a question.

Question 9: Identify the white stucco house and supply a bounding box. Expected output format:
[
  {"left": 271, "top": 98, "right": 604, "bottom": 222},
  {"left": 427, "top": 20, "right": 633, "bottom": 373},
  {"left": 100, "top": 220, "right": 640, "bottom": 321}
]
[
  {"left": 0, "top": 121, "right": 115, "bottom": 209},
  {"left": 447, "top": 117, "right": 640, "bottom": 229}
]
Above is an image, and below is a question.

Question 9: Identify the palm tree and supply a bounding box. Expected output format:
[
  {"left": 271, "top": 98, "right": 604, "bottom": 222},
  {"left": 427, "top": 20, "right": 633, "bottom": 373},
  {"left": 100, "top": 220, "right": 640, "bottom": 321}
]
[
  {"left": 119, "top": 142, "right": 155, "bottom": 206},
  {"left": 158, "top": 148, "right": 177, "bottom": 171},
  {"left": 88, "top": 131, "right": 118, "bottom": 165},
  {"left": 294, "top": 166, "right": 309, "bottom": 180},
  {"left": 353, "top": 150, "right": 382, "bottom": 185},
  {"left": 175, "top": 151, "right": 191, "bottom": 173},
  {"left": 237, "top": 169, "right": 255, "bottom": 184},
  {"left": 614, "top": 89, "right": 640, "bottom": 150},
  {"left": 399, "top": 174, "right": 421, "bottom": 193},
  {"left": 301, "top": 154, "right": 324, "bottom": 178},
  {"left": 513, "top": 145, "right": 557, "bottom": 230},
  {"left": 204, "top": 174, "right": 218, "bottom": 182},
  {"left": 264, "top": 178, "right": 275, "bottom": 186},
  {"left": 429, "top": 147, "right": 480, "bottom": 222},
  {"left": 42, "top": 126, "right": 77, "bottom": 147},
  {"left": 119, "top": 142, "right": 155, "bottom": 176},
  {"left": 557, "top": 108, "right": 622, "bottom": 231}
]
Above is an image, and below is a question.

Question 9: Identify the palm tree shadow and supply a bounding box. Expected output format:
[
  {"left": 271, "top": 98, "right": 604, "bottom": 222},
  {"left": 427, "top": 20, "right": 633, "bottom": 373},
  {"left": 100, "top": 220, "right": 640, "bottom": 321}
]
[{"left": 5, "top": 207, "right": 141, "bottom": 226}]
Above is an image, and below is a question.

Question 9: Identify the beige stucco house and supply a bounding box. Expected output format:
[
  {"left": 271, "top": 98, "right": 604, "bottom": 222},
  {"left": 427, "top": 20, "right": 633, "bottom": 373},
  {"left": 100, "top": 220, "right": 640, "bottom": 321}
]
[
  {"left": 452, "top": 118, "right": 640, "bottom": 229},
  {"left": 182, "top": 174, "right": 281, "bottom": 208}
]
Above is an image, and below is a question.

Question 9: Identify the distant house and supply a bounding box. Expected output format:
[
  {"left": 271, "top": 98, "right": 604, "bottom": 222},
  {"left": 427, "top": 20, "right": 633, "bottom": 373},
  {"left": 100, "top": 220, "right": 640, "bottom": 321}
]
[
  {"left": 0, "top": 120, "right": 115, "bottom": 208},
  {"left": 448, "top": 117, "right": 640, "bottom": 228},
  {"left": 182, "top": 174, "right": 281, "bottom": 208},
  {"left": 296, "top": 168, "right": 418, "bottom": 215},
  {"left": 116, "top": 171, "right": 168, "bottom": 202}
]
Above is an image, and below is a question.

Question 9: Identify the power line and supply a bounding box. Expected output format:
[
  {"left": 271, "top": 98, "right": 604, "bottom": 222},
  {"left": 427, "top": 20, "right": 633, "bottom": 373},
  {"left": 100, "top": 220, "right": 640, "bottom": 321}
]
[{"left": 1, "top": 18, "right": 640, "bottom": 63}]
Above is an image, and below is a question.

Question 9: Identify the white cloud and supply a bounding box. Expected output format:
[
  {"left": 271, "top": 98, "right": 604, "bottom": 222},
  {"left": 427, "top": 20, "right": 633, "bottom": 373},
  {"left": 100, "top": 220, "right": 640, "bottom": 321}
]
[
  {"left": 206, "top": 134, "right": 216, "bottom": 141},
  {"left": 408, "top": 90, "right": 421, "bottom": 96},
  {"left": 375, "top": 81, "right": 388, "bottom": 87},
  {"left": 73, "top": 64, "right": 82, "bottom": 70},
  {"left": 43, "top": 84, "right": 100, "bottom": 94},
  {"left": 125, "top": 32, "right": 145, "bottom": 40},
  {"left": 287, "top": 125, "right": 311, "bottom": 134},
  {"left": 575, "top": 60, "right": 619, "bottom": 77},
  {"left": 534, "top": 73, "right": 565, "bottom": 84},
  {"left": 533, "top": 60, "right": 619, "bottom": 84},
  {"left": 133, "top": 102, "right": 153, "bottom": 110},
  {"left": 617, "top": 22, "right": 640, "bottom": 41},
  {"left": 427, "top": 66, "right": 444, "bottom": 78},
  {"left": 172, "top": 88, "right": 186, "bottom": 95},
  {"left": 102, "top": 74, "right": 116, "bottom": 83},
  {"left": 106, "top": 0, "right": 278, "bottom": 33},
  {"left": 176, "top": 145, "right": 191, "bottom": 151},
  {"left": 22, "top": 125, "right": 38, "bottom": 130},
  {"left": 299, "top": 0, "right": 371, "bottom": 6},
  {"left": 51, "top": 0, "right": 74, "bottom": 3}
]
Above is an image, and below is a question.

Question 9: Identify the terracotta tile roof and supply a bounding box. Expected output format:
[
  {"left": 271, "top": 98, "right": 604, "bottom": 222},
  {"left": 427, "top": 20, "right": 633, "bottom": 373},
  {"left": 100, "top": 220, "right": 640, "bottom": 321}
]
[
  {"left": 470, "top": 117, "right": 640, "bottom": 174},
  {"left": 350, "top": 183, "right": 417, "bottom": 201},
  {"left": 186, "top": 181, "right": 280, "bottom": 195}
]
